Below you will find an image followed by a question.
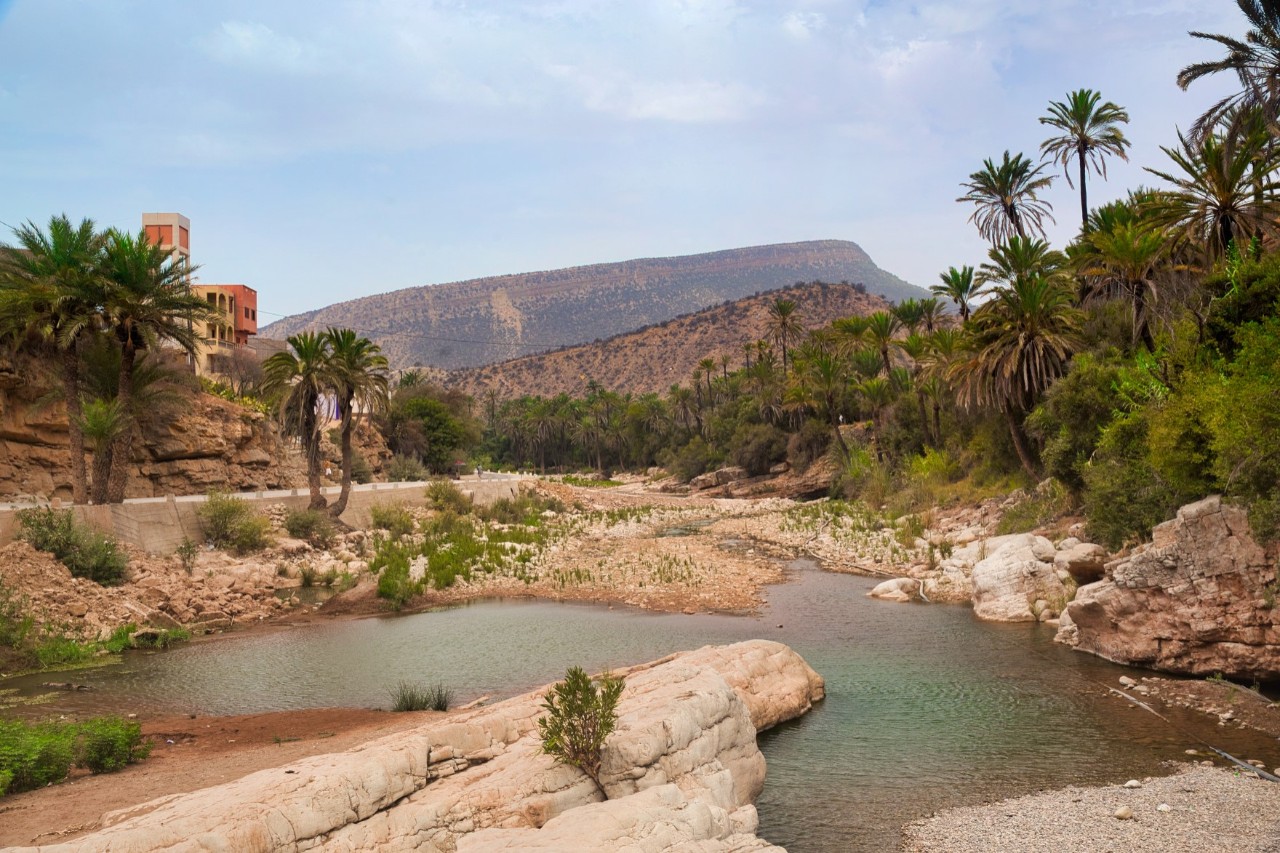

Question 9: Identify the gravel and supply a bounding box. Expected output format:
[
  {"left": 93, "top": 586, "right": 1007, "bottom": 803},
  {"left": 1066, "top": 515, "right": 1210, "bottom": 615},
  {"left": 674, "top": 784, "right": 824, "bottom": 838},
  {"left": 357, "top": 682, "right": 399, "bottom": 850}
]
[{"left": 901, "top": 764, "right": 1280, "bottom": 853}]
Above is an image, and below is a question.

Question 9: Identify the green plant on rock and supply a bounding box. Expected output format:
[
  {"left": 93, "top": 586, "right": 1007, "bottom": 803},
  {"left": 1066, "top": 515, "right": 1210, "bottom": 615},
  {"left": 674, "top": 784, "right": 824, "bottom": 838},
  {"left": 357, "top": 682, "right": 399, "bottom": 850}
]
[
  {"left": 175, "top": 538, "right": 198, "bottom": 575},
  {"left": 426, "top": 479, "right": 473, "bottom": 515},
  {"left": 283, "top": 508, "right": 337, "bottom": 548},
  {"left": 369, "top": 503, "right": 415, "bottom": 538},
  {"left": 16, "top": 508, "right": 128, "bottom": 586},
  {"left": 196, "top": 492, "right": 272, "bottom": 554},
  {"left": 538, "top": 666, "right": 624, "bottom": 796},
  {"left": 389, "top": 680, "right": 452, "bottom": 712}
]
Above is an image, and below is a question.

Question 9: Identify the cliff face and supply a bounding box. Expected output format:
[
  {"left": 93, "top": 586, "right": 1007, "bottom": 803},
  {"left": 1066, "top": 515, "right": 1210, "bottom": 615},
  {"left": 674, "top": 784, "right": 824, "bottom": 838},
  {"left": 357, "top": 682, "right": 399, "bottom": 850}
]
[
  {"left": 449, "top": 280, "right": 892, "bottom": 399},
  {"left": 262, "top": 240, "right": 927, "bottom": 371},
  {"left": 1057, "top": 496, "right": 1280, "bottom": 680}
]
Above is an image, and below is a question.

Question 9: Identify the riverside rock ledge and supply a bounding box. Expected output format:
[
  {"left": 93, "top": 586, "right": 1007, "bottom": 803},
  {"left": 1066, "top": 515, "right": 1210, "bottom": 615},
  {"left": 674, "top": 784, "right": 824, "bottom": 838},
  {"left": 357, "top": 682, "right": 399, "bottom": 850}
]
[{"left": 16, "top": 640, "right": 824, "bottom": 853}]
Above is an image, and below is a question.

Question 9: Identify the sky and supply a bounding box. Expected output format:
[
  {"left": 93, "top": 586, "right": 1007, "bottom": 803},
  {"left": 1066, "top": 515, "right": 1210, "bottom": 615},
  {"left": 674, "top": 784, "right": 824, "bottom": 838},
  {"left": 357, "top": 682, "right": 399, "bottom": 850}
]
[{"left": 0, "top": 1, "right": 1245, "bottom": 322}]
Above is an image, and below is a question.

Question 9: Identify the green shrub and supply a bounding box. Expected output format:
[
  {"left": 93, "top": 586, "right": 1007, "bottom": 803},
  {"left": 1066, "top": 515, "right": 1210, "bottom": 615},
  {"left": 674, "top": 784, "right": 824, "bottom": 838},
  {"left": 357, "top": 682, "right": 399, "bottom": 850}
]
[
  {"left": 479, "top": 490, "right": 564, "bottom": 526},
  {"left": 426, "top": 480, "right": 472, "bottom": 514},
  {"left": 372, "top": 540, "right": 417, "bottom": 608},
  {"left": 196, "top": 493, "right": 271, "bottom": 553},
  {"left": 0, "top": 720, "right": 76, "bottom": 793},
  {"left": 75, "top": 717, "right": 150, "bottom": 773},
  {"left": 369, "top": 503, "right": 415, "bottom": 538},
  {"left": 995, "top": 480, "right": 1074, "bottom": 535},
  {"left": 350, "top": 452, "right": 374, "bottom": 485},
  {"left": 1026, "top": 353, "right": 1127, "bottom": 493},
  {"left": 664, "top": 437, "right": 715, "bottom": 483},
  {"left": 389, "top": 680, "right": 452, "bottom": 712},
  {"left": 538, "top": 667, "right": 624, "bottom": 794},
  {"left": 0, "top": 716, "right": 150, "bottom": 796},
  {"left": 175, "top": 537, "right": 198, "bottom": 574},
  {"left": 730, "top": 423, "right": 787, "bottom": 476},
  {"left": 1082, "top": 413, "right": 1183, "bottom": 549},
  {"left": 386, "top": 454, "right": 428, "bottom": 482},
  {"left": 16, "top": 508, "right": 128, "bottom": 586},
  {"left": 786, "top": 420, "right": 832, "bottom": 472},
  {"left": 283, "top": 508, "right": 336, "bottom": 548}
]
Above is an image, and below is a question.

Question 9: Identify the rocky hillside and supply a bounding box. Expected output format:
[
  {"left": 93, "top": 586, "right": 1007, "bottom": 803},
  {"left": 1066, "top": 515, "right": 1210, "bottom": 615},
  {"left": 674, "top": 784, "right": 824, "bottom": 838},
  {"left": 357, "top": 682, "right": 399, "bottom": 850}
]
[
  {"left": 262, "top": 240, "right": 925, "bottom": 370},
  {"left": 447, "top": 280, "right": 889, "bottom": 399}
]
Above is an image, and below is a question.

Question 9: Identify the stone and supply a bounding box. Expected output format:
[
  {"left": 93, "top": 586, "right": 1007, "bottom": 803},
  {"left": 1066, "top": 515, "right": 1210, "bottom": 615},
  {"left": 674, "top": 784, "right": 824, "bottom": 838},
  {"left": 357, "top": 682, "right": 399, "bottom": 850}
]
[
  {"left": 970, "top": 534, "right": 1070, "bottom": 623},
  {"left": 1057, "top": 497, "right": 1280, "bottom": 680},
  {"left": 1114, "top": 805, "right": 1134, "bottom": 820},
  {"left": 1157, "top": 803, "right": 1172, "bottom": 812},
  {"left": 1119, "top": 676, "right": 1137, "bottom": 688},
  {"left": 867, "top": 577, "right": 918, "bottom": 604},
  {"left": 1054, "top": 542, "right": 1108, "bottom": 584},
  {"left": 1124, "top": 779, "right": 1142, "bottom": 788},
  {"left": 23, "top": 641, "right": 823, "bottom": 853}
]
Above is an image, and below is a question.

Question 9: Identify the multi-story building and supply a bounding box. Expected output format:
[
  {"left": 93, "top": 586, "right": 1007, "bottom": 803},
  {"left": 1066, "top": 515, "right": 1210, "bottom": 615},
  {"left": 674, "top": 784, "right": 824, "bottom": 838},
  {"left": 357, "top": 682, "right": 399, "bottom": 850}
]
[{"left": 141, "top": 213, "right": 259, "bottom": 377}]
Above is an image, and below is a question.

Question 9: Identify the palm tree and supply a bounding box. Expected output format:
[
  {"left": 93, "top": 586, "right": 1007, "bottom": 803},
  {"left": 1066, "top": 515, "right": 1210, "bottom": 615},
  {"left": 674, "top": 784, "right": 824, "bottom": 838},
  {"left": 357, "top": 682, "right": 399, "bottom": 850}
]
[
  {"left": 856, "top": 377, "right": 896, "bottom": 457},
  {"left": 917, "top": 297, "right": 947, "bottom": 334},
  {"left": 263, "top": 332, "right": 334, "bottom": 508},
  {"left": 898, "top": 333, "right": 934, "bottom": 445},
  {"left": 1073, "top": 220, "right": 1169, "bottom": 351},
  {"left": 0, "top": 216, "right": 106, "bottom": 503},
  {"left": 1145, "top": 127, "right": 1280, "bottom": 258},
  {"left": 949, "top": 276, "right": 1083, "bottom": 479},
  {"left": 792, "top": 344, "right": 851, "bottom": 455},
  {"left": 324, "top": 328, "right": 389, "bottom": 517},
  {"left": 977, "top": 237, "right": 1069, "bottom": 289},
  {"left": 932, "top": 266, "right": 984, "bottom": 323},
  {"left": 766, "top": 298, "right": 804, "bottom": 374},
  {"left": 97, "top": 229, "right": 211, "bottom": 503},
  {"left": 1177, "top": 0, "right": 1280, "bottom": 139},
  {"left": 864, "top": 311, "right": 901, "bottom": 376},
  {"left": 1039, "top": 89, "right": 1132, "bottom": 226},
  {"left": 957, "top": 151, "right": 1056, "bottom": 243},
  {"left": 891, "top": 298, "right": 926, "bottom": 334}
]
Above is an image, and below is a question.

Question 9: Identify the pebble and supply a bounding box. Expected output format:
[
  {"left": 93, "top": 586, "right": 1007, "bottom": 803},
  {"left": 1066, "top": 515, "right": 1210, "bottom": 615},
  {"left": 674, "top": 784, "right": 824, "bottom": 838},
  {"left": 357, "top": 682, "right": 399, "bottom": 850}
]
[
  {"left": 1119, "top": 676, "right": 1137, "bottom": 688},
  {"left": 1114, "top": 806, "right": 1134, "bottom": 820},
  {"left": 1157, "top": 803, "right": 1172, "bottom": 813},
  {"left": 1123, "top": 780, "right": 1142, "bottom": 789}
]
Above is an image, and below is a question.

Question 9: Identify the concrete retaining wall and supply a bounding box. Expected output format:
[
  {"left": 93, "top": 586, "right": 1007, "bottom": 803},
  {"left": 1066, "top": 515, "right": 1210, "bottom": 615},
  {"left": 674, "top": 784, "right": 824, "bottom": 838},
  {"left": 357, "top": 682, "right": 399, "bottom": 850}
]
[{"left": 0, "top": 477, "right": 530, "bottom": 554}]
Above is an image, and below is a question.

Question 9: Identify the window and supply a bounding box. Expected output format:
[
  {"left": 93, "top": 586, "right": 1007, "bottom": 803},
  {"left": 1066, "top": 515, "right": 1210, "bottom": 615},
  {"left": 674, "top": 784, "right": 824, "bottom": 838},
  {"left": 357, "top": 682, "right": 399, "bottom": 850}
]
[{"left": 244, "top": 307, "right": 250, "bottom": 319}]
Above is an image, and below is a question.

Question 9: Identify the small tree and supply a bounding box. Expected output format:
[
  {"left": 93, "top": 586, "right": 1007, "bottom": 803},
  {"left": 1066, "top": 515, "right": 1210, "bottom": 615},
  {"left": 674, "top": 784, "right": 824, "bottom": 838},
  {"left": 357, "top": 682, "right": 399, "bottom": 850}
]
[{"left": 538, "top": 667, "right": 624, "bottom": 796}]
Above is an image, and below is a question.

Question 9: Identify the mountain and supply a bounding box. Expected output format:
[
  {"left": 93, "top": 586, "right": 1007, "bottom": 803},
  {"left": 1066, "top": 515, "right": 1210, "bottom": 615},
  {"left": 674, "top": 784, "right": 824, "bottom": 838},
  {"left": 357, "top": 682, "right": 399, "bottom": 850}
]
[
  {"left": 260, "top": 240, "right": 927, "bottom": 371},
  {"left": 447, "top": 280, "right": 890, "bottom": 399}
]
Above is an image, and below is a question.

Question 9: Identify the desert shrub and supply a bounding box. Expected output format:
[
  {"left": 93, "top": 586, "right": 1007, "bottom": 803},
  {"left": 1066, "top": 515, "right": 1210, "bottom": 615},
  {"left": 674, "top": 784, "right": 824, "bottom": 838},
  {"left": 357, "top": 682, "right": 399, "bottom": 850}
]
[
  {"left": 350, "top": 452, "right": 374, "bottom": 485},
  {"left": 663, "top": 437, "right": 715, "bottom": 483},
  {"left": 786, "top": 420, "right": 832, "bottom": 472},
  {"left": 426, "top": 479, "right": 472, "bottom": 514},
  {"left": 538, "top": 667, "right": 624, "bottom": 794},
  {"left": 196, "top": 492, "right": 271, "bottom": 553},
  {"left": 0, "top": 720, "right": 76, "bottom": 794},
  {"left": 389, "top": 680, "right": 452, "bottom": 712},
  {"left": 284, "top": 508, "right": 336, "bottom": 548},
  {"left": 479, "top": 491, "right": 563, "bottom": 526},
  {"left": 386, "top": 453, "right": 428, "bottom": 482},
  {"left": 16, "top": 508, "right": 128, "bottom": 586},
  {"left": 75, "top": 717, "right": 150, "bottom": 773},
  {"left": 372, "top": 539, "right": 417, "bottom": 607},
  {"left": 833, "top": 445, "right": 893, "bottom": 507},
  {"left": 369, "top": 503, "right": 416, "bottom": 538},
  {"left": 175, "top": 537, "right": 198, "bottom": 574},
  {"left": 994, "top": 480, "right": 1074, "bottom": 535},
  {"left": 730, "top": 423, "right": 787, "bottom": 476}
]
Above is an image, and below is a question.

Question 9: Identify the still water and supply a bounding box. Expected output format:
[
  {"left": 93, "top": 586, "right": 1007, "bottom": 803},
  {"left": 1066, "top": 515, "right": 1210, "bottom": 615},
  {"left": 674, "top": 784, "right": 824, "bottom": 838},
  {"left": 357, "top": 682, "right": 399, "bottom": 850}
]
[{"left": 4, "top": 560, "right": 1276, "bottom": 851}]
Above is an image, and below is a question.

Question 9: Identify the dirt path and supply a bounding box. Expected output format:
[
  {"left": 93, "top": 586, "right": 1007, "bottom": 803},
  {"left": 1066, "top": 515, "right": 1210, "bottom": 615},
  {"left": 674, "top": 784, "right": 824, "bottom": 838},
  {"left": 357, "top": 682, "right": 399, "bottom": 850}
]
[{"left": 0, "top": 707, "right": 446, "bottom": 847}]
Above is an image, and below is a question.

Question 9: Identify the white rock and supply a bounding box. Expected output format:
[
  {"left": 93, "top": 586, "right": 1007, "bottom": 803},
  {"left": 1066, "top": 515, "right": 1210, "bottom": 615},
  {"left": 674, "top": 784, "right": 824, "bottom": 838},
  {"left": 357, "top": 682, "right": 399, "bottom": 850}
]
[
  {"left": 1157, "top": 803, "right": 1172, "bottom": 812},
  {"left": 1123, "top": 779, "right": 1142, "bottom": 788},
  {"left": 1114, "top": 805, "right": 1134, "bottom": 820}
]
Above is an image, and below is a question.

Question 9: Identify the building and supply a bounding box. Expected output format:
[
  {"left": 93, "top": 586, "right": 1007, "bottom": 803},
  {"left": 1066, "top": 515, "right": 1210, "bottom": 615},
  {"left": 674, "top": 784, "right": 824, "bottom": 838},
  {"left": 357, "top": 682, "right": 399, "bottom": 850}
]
[{"left": 141, "top": 213, "right": 259, "bottom": 378}]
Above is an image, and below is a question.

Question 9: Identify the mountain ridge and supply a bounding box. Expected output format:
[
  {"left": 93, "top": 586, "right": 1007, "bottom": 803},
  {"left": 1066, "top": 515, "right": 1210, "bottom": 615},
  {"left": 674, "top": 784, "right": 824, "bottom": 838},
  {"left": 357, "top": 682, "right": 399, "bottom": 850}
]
[{"left": 261, "top": 240, "right": 926, "bottom": 370}]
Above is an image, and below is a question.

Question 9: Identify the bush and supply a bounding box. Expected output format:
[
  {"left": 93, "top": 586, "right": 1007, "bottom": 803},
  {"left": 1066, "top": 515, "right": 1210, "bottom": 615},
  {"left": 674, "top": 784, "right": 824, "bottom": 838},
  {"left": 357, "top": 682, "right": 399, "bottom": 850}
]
[
  {"left": 372, "top": 540, "right": 417, "bottom": 608},
  {"left": 786, "top": 420, "right": 832, "bottom": 472},
  {"left": 426, "top": 480, "right": 472, "bottom": 515},
  {"left": 730, "top": 423, "right": 787, "bottom": 475},
  {"left": 350, "top": 452, "right": 374, "bottom": 485},
  {"left": 0, "top": 720, "right": 76, "bottom": 794},
  {"left": 196, "top": 492, "right": 271, "bottom": 553},
  {"left": 389, "top": 680, "right": 452, "bottom": 712},
  {"left": 538, "top": 667, "right": 624, "bottom": 794},
  {"left": 663, "top": 437, "right": 715, "bottom": 483},
  {"left": 1081, "top": 413, "right": 1183, "bottom": 549},
  {"left": 283, "top": 508, "right": 336, "bottom": 548},
  {"left": 16, "top": 508, "right": 128, "bottom": 586},
  {"left": 478, "top": 491, "right": 563, "bottom": 525},
  {"left": 369, "top": 504, "right": 415, "bottom": 538},
  {"left": 75, "top": 717, "right": 150, "bottom": 773},
  {"left": 386, "top": 454, "right": 428, "bottom": 482},
  {"left": 0, "top": 716, "right": 150, "bottom": 796}
]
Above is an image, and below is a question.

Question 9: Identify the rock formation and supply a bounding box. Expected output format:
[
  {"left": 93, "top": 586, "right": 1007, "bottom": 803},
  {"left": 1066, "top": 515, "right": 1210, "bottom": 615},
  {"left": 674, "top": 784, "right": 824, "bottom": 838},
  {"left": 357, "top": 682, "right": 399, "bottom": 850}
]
[
  {"left": 969, "top": 534, "right": 1072, "bottom": 622},
  {"left": 1057, "top": 496, "right": 1280, "bottom": 679},
  {"left": 16, "top": 641, "right": 824, "bottom": 853}
]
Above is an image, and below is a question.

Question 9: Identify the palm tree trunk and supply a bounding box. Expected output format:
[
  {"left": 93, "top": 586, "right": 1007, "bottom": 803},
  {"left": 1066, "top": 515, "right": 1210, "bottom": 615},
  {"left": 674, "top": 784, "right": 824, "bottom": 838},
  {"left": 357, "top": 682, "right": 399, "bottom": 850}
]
[
  {"left": 1133, "top": 283, "right": 1156, "bottom": 352},
  {"left": 303, "top": 403, "right": 326, "bottom": 509},
  {"left": 104, "top": 343, "right": 137, "bottom": 504},
  {"left": 915, "top": 390, "right": 932, "bottom": 445},
  {"left": 329, "top": 402, "right": 355, "bottom": 517},
  {"left": 62, "top": 350, "right": 88, "bottom": 504},
  {"left": 1003, "top": 407, "right": 1040, "bottom": 481},
  {"left": 1077, "top": 144, "right": 1089, "bottom": 226},
  {"left": 932, "top": 400, "right": 942, "bottom": 444}
]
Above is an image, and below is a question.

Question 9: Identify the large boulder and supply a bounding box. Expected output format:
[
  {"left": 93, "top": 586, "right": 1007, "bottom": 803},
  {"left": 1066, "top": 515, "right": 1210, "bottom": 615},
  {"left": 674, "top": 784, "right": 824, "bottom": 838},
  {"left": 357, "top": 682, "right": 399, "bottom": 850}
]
[
  {"left": 18, "top": 641, "right": 823, "bottom": 853},
  {"left": 970, "top": 534, "right": 1070, "bottom": 622},
  {"left": 1056, "top": 496, "right": 1280, "bottom": 679}
]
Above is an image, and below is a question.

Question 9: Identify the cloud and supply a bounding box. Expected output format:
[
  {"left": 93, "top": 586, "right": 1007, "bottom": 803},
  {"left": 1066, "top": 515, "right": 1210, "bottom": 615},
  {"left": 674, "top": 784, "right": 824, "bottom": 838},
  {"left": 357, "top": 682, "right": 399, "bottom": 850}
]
[
  {"left": 782, "top": 11, "right": 826, "bottom": 40},
  {"left": 202, "top": 21, "right": 315, "bottom": 73},
  {"left": 546, "top": 64, "right": 764, "bottom": 123}
]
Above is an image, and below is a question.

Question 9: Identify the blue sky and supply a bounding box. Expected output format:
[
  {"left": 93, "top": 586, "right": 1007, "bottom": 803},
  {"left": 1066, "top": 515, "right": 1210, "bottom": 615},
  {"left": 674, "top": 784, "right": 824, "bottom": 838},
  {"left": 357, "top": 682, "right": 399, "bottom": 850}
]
[{"left": 0, "top": 1, "right": 1241, "bottom": 320}]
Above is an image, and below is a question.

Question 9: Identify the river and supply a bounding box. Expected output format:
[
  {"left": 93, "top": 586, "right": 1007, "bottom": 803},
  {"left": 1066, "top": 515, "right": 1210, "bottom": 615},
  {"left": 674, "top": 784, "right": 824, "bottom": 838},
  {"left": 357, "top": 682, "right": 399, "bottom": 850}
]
[{"left": 3, "top": 558, "right": 1276, "bottom": 851}]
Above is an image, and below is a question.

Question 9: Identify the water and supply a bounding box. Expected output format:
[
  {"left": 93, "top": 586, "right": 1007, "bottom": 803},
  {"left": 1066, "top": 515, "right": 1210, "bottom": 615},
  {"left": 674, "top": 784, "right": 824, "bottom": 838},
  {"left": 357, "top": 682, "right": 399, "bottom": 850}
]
[{"left": 4, "top": 560, "right": 1276, "bottom": 851}]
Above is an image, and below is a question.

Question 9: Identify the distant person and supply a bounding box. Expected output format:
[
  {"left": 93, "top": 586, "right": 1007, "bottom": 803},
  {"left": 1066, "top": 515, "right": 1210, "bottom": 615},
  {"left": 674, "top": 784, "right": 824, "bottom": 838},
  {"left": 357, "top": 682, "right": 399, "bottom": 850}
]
[{"left": 475, "top": 464, "right": 483, "bottom": 479}]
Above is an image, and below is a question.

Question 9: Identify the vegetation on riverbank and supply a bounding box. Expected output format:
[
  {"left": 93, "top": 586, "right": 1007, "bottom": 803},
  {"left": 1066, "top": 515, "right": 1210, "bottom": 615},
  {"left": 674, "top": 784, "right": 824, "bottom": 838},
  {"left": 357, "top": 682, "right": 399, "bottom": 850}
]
[{"left": 0, "top": 715, "right": 150, "bottom": 796}]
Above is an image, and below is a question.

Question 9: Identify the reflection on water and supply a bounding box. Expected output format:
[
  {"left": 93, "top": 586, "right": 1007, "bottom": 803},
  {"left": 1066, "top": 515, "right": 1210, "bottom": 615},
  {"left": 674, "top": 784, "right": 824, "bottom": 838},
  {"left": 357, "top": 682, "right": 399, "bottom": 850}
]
[{"left": 3, "top": 560, "right": 1276, "bottom": 852}]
